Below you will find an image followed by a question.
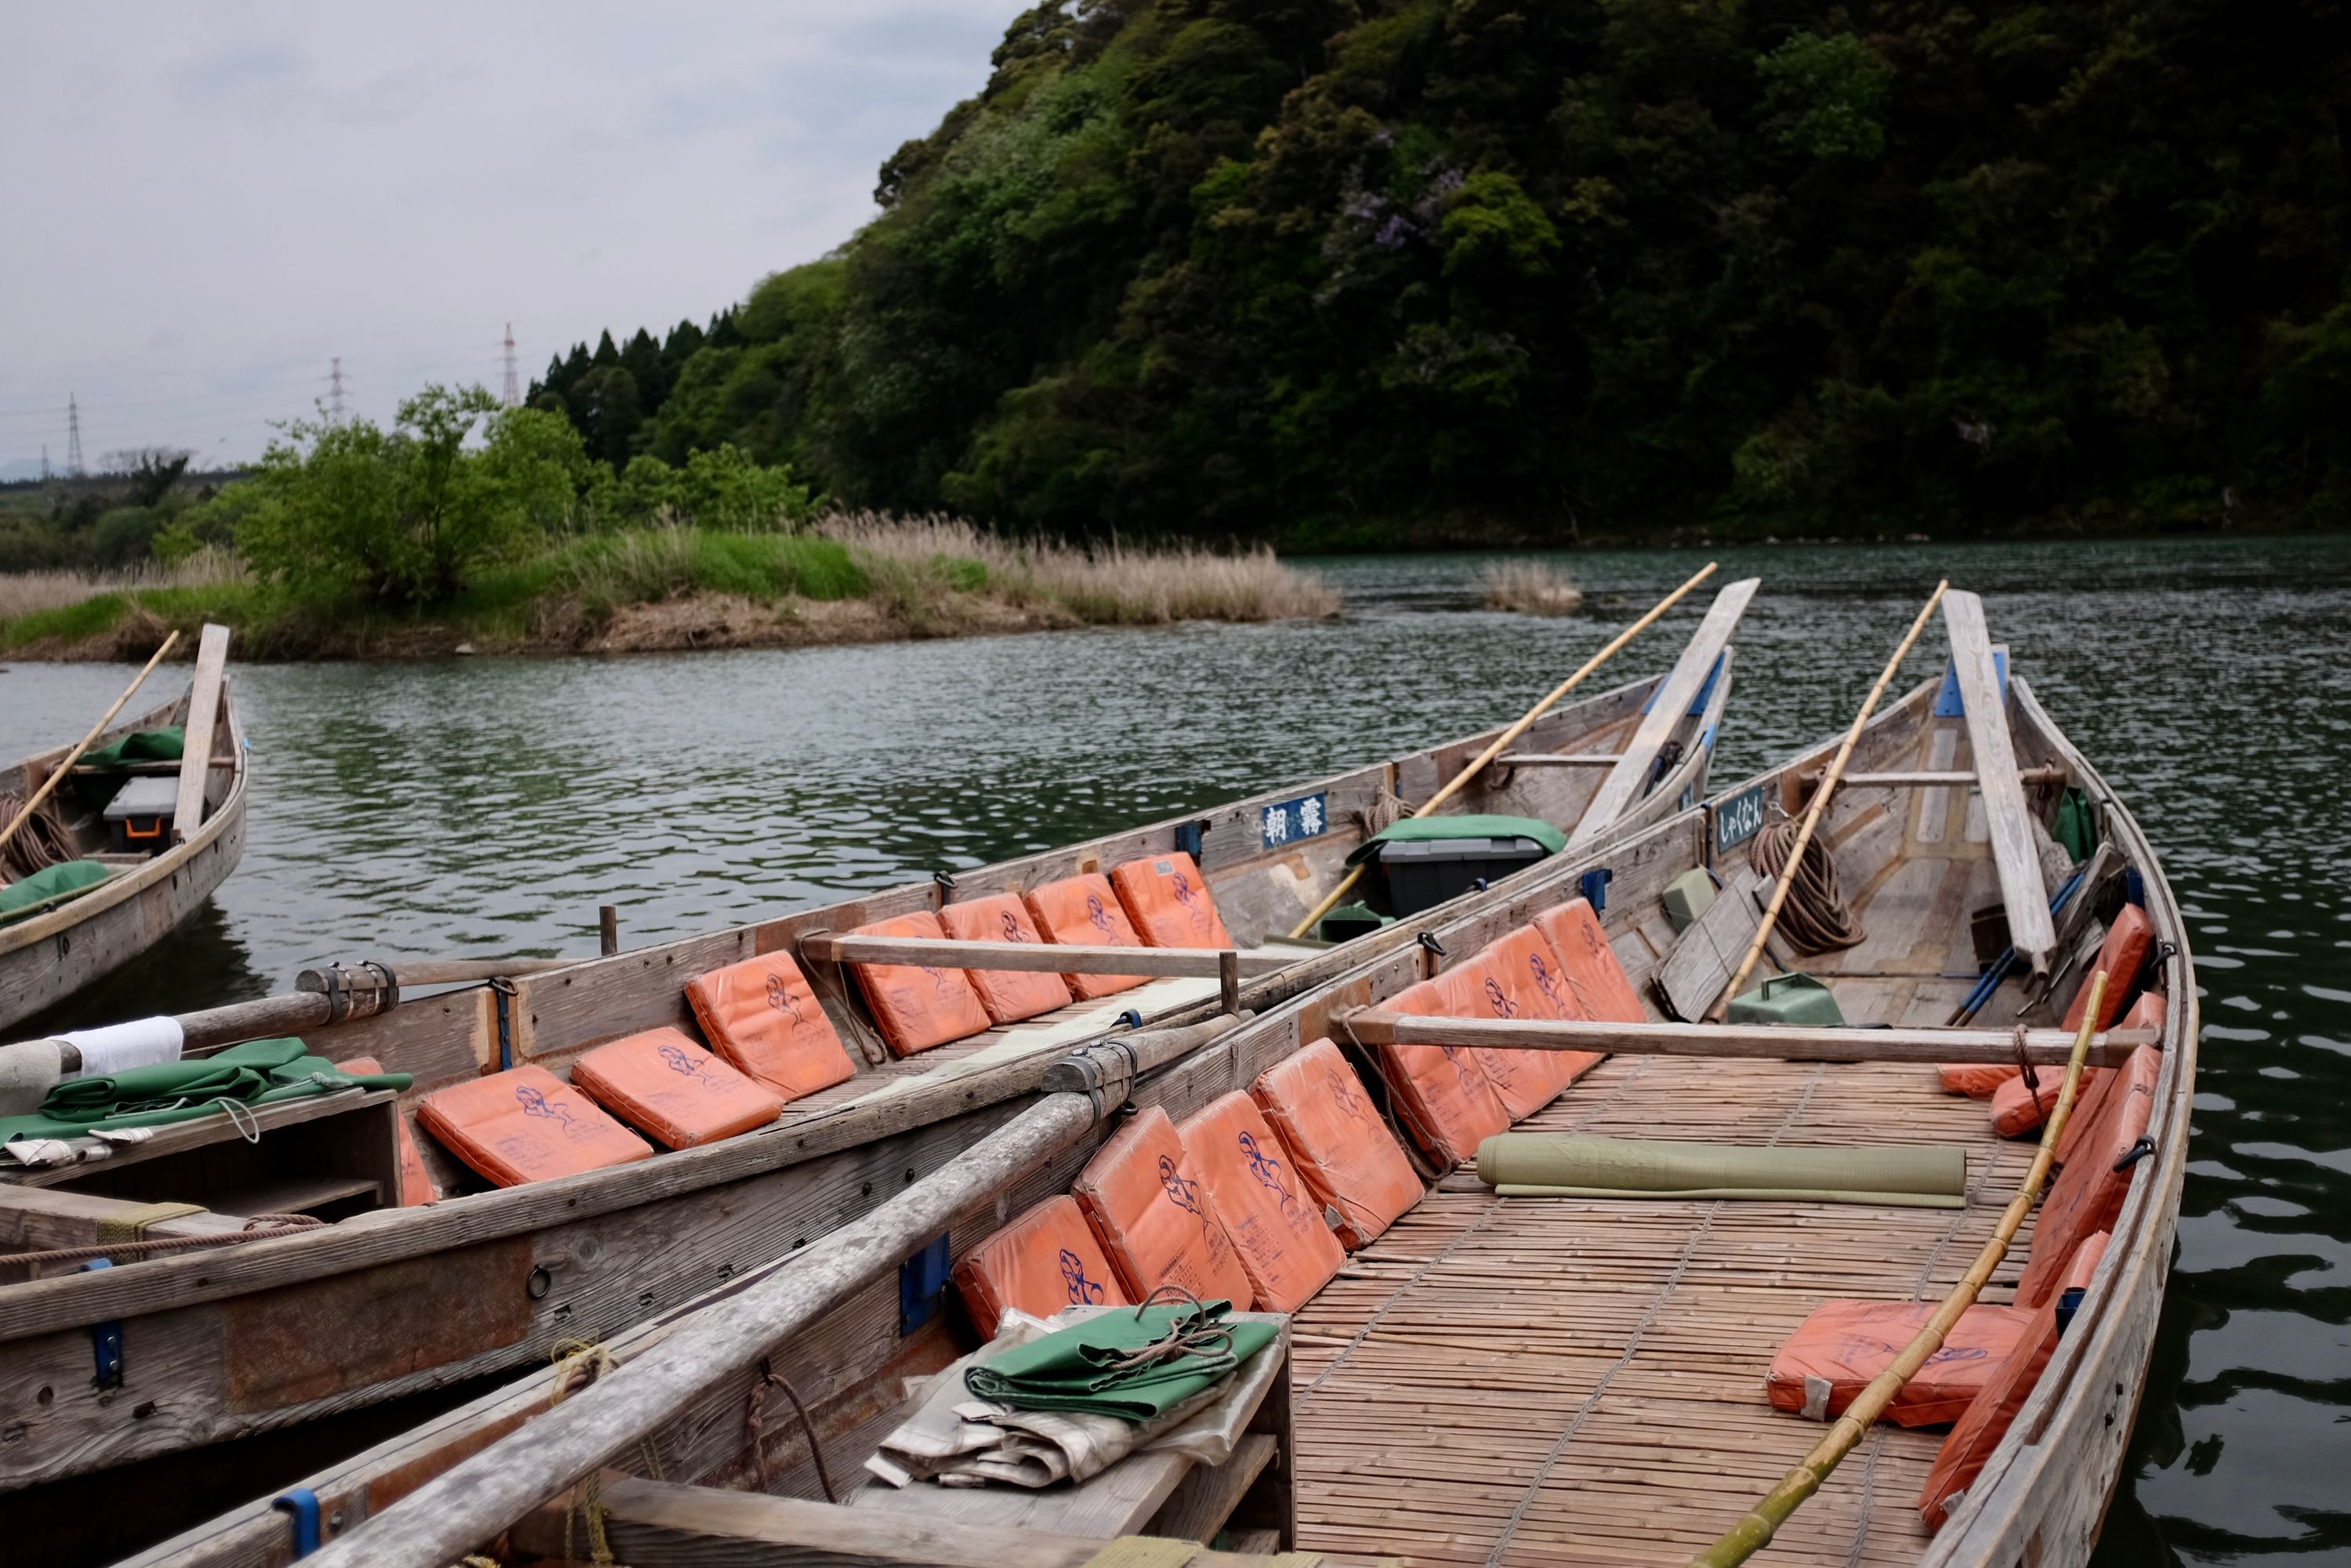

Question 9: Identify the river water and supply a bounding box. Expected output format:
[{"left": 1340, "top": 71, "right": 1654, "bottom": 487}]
[{"left": 3, "top": 535, "right": 2346, "bottom": 1565}]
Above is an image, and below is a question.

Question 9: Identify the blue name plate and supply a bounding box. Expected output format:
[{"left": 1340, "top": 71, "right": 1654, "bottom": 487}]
[{"left": 1259, "top": 792, "right": 1328, "bottom": 849}]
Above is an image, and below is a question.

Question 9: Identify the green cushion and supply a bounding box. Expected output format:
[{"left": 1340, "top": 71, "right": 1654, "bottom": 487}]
[
  {"left": 1346, "top": 813, "right": 1567, "bottom": 867},
  {"left": 79, "top": 726, "right": 184, "bottom": 770},
  {"left": 0, "top": 860, "right": 111, "bottom": 926},
  {"left": 1476, "top": 1134, "right": 1965, "bottom": 1208}
]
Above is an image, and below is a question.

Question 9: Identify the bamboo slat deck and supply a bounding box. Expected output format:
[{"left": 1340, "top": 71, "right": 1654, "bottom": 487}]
[{"left": 1289, "top": 1049, "right": 2039, "bottom": 1567}]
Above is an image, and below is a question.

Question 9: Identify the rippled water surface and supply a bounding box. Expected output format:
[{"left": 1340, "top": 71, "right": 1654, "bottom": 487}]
[{"left": 4, "top": 534, "right": 2346, "bottom": 1564}]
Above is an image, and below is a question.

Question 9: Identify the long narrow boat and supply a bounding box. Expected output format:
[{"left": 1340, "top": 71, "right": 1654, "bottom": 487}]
[
  {"left": 0, "top": 627, "right": 246, "bottom": 1034},
  {"left": 0, "top": 581, "right": 1754, "bottom": 1557},
  {"left": 204, "top": 600, "right": 2192, "bottom": 1568}
]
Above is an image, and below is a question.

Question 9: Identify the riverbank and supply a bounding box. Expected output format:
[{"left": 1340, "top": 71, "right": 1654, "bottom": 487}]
[{"left": 0, "top": 514, "right": 1339, "bottom": 660}]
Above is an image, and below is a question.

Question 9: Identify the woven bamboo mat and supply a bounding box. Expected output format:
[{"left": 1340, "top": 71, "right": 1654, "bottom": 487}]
[{"left": 1289, "top": 1053, "right": 2040, "bottom": 1566}]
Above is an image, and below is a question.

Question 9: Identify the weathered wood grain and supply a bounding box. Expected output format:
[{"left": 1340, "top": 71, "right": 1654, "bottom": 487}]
[
  {"left": 1338, "top": 1009, "right": 2156, "bottom": 1066},
  {"left": 1942, "top": 593, "right": 2054, "bottom": 973},
  {"left": 1570, "top": 578, "right": 1758, "bottom": 848},
  {"left": 171, "top": 625, "right": 231, "bottom": 844}
]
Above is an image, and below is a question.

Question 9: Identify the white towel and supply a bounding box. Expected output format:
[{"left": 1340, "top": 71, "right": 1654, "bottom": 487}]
[{"left": 60, "top": 1016, "right": 185, "bottom": 1078}]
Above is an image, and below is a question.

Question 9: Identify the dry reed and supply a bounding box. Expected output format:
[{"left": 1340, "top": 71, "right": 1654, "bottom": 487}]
[
  {"left": 1480, "top": 558, "right": 1585, "bottom": 616},
  {"left": 816, "top": 510, "right": 1339, "bottom": 623},
  {"left": 0, "top": 549, "right": 249, "bottom": 621}
]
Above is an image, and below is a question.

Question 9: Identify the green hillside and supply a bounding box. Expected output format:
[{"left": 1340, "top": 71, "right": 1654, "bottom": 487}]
[{"left": 534, "top": 0, "right": 2351, "bottom": 544}]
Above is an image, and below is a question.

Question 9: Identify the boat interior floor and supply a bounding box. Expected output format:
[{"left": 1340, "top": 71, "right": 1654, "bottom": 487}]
[{"left": 1288, "top": 915, "right": 2047, "bottom": 1568}]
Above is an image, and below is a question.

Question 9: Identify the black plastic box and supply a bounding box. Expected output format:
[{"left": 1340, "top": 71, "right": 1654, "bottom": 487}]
[{"left": 1378, "top": 835, "right": 1552, "bottom": 917}]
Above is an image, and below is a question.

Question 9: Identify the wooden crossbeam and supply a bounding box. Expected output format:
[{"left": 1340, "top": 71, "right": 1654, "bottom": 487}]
[
  {"left": 1942, "top": 592, "right": 2056, "bottom": 972},
  {"left": 1801, "top": 764, "right": 2069, "bottom": 791},
  {"left": 1494, "top": 752, "right": 1625, "bottom": 767},
  {"left": 799, "top": 932, "right": 1288, "bottom": 979},
  {"left": 1336, "top": 1008, "right": 2157, "bottom": 1068},
  {"left": 1570, "top": 578, "right": 1759, "bottom": 847}
]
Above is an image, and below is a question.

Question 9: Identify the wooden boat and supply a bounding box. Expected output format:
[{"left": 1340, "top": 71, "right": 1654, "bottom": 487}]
[
  {"left": 0, "top": 580, "right": 1755, "bottom": 1555},
  {"left": 0, "top": 626, "right": 246, "bottom": 1034},
  {"left": 180, "top": 595, "right": 2192, "bottom": 1568}
]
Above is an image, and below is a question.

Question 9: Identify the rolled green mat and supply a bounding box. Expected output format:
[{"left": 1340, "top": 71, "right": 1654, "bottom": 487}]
[{"left": 1475, "top": 1134, "right": 1965, "bottom": 1208}]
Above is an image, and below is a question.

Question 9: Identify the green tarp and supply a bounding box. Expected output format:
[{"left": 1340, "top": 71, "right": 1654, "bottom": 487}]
[
  {"left": 1346, "top": 813, "right": 1567, "bottom": 867},
  {"left": 0, "top": 860, "right": 111, "bottom": 927},
  {"left": 0, "top": 1037, "right": 411, "bottom": 1145},
  {"left": 79, "top": 726, "right": 184, "bottom": 770},
  {"left": 965, "top": 1298, "right": 1278, "bottom": 1421},
  {"left": 1476, "top": 1134, "right": 1968, "bottom": 1208}
]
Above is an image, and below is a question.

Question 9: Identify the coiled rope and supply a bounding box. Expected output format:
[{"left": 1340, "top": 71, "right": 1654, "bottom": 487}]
[
  {"left": 1746, "top": 817, "right": 1863, "bottom": 955},
  {"left": 0, "top": 793, "right": 76, "bottom": 878}
]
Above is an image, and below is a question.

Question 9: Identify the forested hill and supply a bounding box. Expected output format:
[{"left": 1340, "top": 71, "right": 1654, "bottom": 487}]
[{"left": 534, "top": 1, "right": 2351, "bottom": 545}]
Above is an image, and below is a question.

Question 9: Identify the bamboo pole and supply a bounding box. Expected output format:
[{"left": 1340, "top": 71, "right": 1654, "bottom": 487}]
[
  {"left": 0, "top": 630, "right": 181, "bottom": 859},
  {"left": 1705, "top": 583, "right": 1947, "bottom": 1022},
  {"left": 1288, "top": 561, "right": 1720, "bottom": 940},
  {"left": 1687, "top": 969, "right": 2110, "bottom": 1568}
]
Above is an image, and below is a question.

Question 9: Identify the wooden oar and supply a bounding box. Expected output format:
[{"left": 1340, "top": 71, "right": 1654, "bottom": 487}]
[
  {"left": 0, "top": 630, "right": 181, "bottom": 860},
  {"left": 1686, "top": 969, "right": 2110, "bottom": 1568},
  {"left": 1705, "top": 583, "right": 1947, "bottom": 1022},
  {"left": 1288, "top": 561, "right": 1720, "bottom": 940}
]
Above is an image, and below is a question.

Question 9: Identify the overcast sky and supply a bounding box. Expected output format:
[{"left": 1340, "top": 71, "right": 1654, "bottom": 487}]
[{"left": 0, "top": 2, "right": 1031, "bottom": 478}]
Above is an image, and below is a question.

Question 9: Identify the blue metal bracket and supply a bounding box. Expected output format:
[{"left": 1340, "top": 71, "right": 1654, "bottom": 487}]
[
  {"left": 900, "top": 1232, "right": 951, "bottom": 1336},
  {"left": 490, "top": 976, "right": 517, "bottom": 1071},
  {"left": 1579, "top": 868, "right": 1613, "bottom": 914},
  {"left": 1172, "top": 820, "right": 1207, "bottom": 860},
  {"left": 1933, "top": 649, "right": 2009, "bottom": 717},
  {"left": 273, "top": 1488, "right": 323, "bottom": 1559},
  {"left": 81, "top": 1258, "right": 123, "bottom": 1389}
]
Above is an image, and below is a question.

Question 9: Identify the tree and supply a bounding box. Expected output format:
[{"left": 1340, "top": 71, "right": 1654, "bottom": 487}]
[{"left": 225, "top": 386, "right": 589, "bottom": 605}]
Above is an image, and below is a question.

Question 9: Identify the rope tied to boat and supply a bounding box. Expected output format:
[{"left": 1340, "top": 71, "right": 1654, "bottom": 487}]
[
  {"left": 6, "top": 1211, "right": 324, "bottom": 1269},
  {"left": 1102, "top": 1284, "right": 1235, "bottom": 1374},
  {"left": 548, "top": 1338, "right": 664, "bottom": 1567},
  {"left": 1746, "top": 815, "right": 1863, "bottom": 954},
  {"left": 746, "top": 1355, "right": 839, "bottom": 1502},
  {"left": 0, "top": 792, "right": 75, "bottom": 878}
]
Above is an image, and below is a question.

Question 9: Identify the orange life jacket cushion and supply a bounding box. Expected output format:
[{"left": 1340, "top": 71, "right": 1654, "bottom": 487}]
[
  {"left": 937, "top": 894, "right": 1074, "bottom": 1026},
  {"left": 952, "top": 1194, "right": 1132, "bottom": 1338},
  {"left": 683, "top": 953, "right": 858, "bottom": 1103},
  {"left": 1986, "top": 991, "right": 2164, "bottom": 1139},
  {"left": 1918, "top": 1233, "right": 2110, "bottom": 1531},
  {"left": 1420, "top": 932, "right": 1591, "bottom": 1121},
  {"left": 416, "top": 1065, "right": 654, "bottom": 1188},
  {"left": 1070, "top": 1105, "right": 1255, "bottom": 1308},
  {"left": 1110, "top": 851, "right": 1233, "bottom": 951},
  {"left": 1766, "top": 1300, "right": 2039, "bottom": 1427},
  {"left": 1251, "top": 1038, "right": 1424, "bottom": 1251},
  {"left": 1937, "top": 1062, "right": 2020, "bottom": 1098},
  {"left": 1177, "top": 1092, "right": 1346, "bottom": 1313},
  {"left": 2014, "top": 1045, "right": 2159, "bottom": 1306},
  {"left": 1023, "top": 874, "right": 1151, "bottom": 1000},
  {"left": 2062, "top": 904, "right": 2156, "bottom": 1031},
  {"left": 1529, "top": 898, "right": 1648, "bottom": 1023},
  {"left": 342, "top": 1056, "right": 435, "bottom": 1205},
  {"left": 571, "top": 1027, "right": 785, "bottom": 1150},
  {"left": 1377, "top": 978, "right": 1513, "bottom": 1169},
  {"left": 846, "top": 911, "right": 995, "bottom": 1056}
]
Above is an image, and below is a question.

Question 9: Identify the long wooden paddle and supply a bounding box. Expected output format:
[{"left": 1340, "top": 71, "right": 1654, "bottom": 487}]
[
  {"left": 1705, "top": 583, "right": 1947, "bottom": 1022},
  {"left": 1288, "top": 561, "right": 1721, "bottom": 940},
  {"left": 0, "top": 629, "right": 181, "bottom": 860},
  {"left": 1686, "top": 969, "right": 2110, "bottom": 1567}
]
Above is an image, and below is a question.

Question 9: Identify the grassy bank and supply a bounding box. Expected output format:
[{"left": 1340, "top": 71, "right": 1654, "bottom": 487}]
[{"left": 0, "top": 515, "right": 1338, "bottom": 661}]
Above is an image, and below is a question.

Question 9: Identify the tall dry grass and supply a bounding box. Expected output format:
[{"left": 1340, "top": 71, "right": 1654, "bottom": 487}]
[
  {"left": 816, "top": 511, "right": 1339, "bottom": 623},
  {"left": 0, "top": 548, "right": 250, "bottom": 621},
  {"left": 1480, "top": 558, "right": 1585, "bottom": 616}
]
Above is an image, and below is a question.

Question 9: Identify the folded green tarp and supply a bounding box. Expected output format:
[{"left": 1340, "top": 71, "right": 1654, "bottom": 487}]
[
  {"left": 965, "top": 1298, "right": 1278, "bottom": 1421},
  {"left": 79, "top": 726, "right": 185, "bottom": 770},
  {"left": 0, "top": 860, "right": 112, "bottom": 926},
  {"left": 0, "top": 1037, "right": 411, "bottom": 1145},
  {"left": 1476, "top": 1134, "right": 1967, "bottom": 1208},
  {"left": 1346, "top": 813, "right": 1568, "bottom": 867}
]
